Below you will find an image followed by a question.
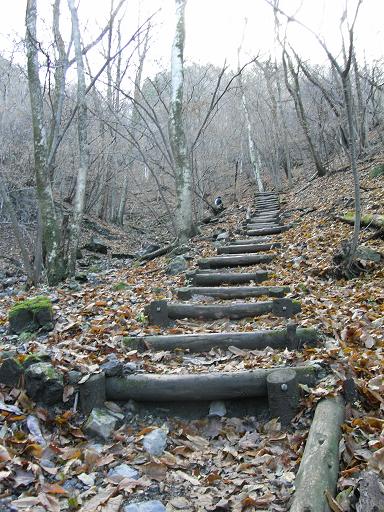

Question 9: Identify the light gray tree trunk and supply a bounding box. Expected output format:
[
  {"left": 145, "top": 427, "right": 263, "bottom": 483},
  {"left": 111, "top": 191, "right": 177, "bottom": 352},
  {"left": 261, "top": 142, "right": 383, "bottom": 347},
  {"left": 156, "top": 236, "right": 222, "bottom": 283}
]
[
  {"left": 169, "top": 0, "right": 194, "bottom": 243},
  {"left": 117, "top": 27, "right": 149, "bottom": 226},
  {"left": 25, "top": 0, "right": 65, "bottom": 285},
  {"left": 67, "top": 0, "right": 90, "bottom": 274}
]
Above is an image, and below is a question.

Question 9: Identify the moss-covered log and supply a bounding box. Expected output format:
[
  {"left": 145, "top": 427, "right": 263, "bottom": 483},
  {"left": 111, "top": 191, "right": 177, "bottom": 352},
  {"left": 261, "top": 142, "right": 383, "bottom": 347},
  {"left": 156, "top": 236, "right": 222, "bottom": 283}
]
[
  {"left": 341, "top": 212, "right": 384, "bottom": 229},
  {"left": 105, "top": 366, "right": 319, "bottom": 402},
  {"left": 138, "top": 327, "right": 320, "bottom": 352},
  {"left": 290, "top": 396, "right": 345, "bottom": 512}
]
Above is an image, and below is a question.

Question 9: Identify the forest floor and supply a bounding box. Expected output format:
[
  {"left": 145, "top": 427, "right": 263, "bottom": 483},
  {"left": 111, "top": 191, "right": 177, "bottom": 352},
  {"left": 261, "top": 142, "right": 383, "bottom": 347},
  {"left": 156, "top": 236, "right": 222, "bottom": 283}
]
[{"left": 0, "top": 161, "right": 383, "bottom": 511}]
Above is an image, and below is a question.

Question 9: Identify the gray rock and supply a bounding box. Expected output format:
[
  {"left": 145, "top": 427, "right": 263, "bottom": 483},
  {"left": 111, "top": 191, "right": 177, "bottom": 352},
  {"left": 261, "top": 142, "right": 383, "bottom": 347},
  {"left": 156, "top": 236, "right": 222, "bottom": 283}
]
[
  {"left": 142, "top": 428, "right": 167, "bottom": 456},
  {"left": 101, "top": 355, "right": 123, "bottom": 377},
  {"left": 356, "top": 246, "right": 382, "bottom": 263},
  {"left": 166, "top": 255, "right": 188, "bottom": 275},
  {"left": 22, "top": 353, "right": 51, "bottom": 369},
  {"left": 79, "top": 373, "right": 106, "bottom": 415},
  {"left": 84, "top": 408, "right": 118, "bottom": 440},
  {"left": 25, "top": 362, "right": 63, "bottom": 405},
  {"left": 67, "top": 370, "right": 83, "bottom": 384},
  {"left": 123, "top": 362, "right": 138, "bottom": 374},
  {"left": 216, "top": 231, "right": 229, "bottom": 241},
  {"left": 107, "top": 464, "right": 139, "bottom": 481},
  {"left": 0, "top": 358, "right": 23, "bottom": 387},
  {"left": 123, "top": 500, "right": 166, "bottom": 512},
  {"left": 84, "top": 238, "right": 109, "bottom": 254},
  {"left": 208, "top": 400, "right": 227, "bottom": 417}
]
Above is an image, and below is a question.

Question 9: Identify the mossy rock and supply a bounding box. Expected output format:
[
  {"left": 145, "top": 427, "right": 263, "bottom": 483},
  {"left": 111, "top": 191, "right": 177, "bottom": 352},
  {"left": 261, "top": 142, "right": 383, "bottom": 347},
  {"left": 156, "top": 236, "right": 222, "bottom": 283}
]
[
  {"left": 24, "top": 362, "right": 63, "bottom": 405},
  {"left": 369, "top": 164, "right": 384, "bottom": 178},
  {"left": 8, "top": 296, "right": 53, "bottom": 334},
  {"left": 122, "top": 336, "right": 140, "bottom": 350}
]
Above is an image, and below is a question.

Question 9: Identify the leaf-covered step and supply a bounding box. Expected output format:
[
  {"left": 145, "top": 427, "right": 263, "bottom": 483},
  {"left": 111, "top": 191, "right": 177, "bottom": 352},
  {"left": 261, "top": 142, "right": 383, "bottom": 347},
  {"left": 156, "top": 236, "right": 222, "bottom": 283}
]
[
  {"left": 198, "top": 253, "right": 275, "bottom": 269},
  {"left": 217, "top": 243, "right": 281, "bottom": 254},
  {"left": 138, "top": 325, "right": 319, "bottom": 352},
  {"left": 145, "top": 298, "right": 301, "bottom": 326},
  {"left": 176, "top": 284, "right": 289, "bottom": 299},
  {"left": 187, "top": 270, "right": 269, "bottom": 285},
  {"left": 105, "top": 365, "right": 319, "bottom": 402}
]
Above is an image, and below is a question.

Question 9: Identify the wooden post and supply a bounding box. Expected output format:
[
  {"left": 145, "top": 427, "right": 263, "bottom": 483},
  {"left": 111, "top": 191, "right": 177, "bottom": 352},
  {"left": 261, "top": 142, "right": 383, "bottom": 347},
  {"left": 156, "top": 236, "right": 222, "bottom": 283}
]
[
  {"left": 145, "top": 300, "right": 169, "bottom": 327},
  {"left": 267, "top": 369, "right": 299, "bottom": 425}
]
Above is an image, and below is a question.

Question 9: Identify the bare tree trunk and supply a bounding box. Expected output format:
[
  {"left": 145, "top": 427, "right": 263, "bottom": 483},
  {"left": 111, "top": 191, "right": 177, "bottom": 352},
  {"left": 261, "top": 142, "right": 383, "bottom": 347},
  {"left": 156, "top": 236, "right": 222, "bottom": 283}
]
[
  {"left": 0, "top": 174, "right": 34, "bottom": 281},
  {"left": 169, "top": 0, "right": 194, "bottom": 243},
  {"left": 117, "top": 27, "right": 149, "bottom": 226},
  {"left": 26, "top": 0, "right": 65, "bottom": 285},
  {"left": 67, "top": 0, "right": 89, "bottom": 274},
  {"left": 282, "top": 51, "right": 327, "bottom": 177}
]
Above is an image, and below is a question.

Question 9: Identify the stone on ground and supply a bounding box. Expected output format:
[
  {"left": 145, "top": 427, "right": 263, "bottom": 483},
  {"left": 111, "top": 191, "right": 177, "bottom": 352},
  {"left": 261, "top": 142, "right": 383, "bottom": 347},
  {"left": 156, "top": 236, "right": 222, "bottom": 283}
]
[
  {"left": 83, "top": 408, "right": 118, "bottom": 440},
  {"left": 166, "top": 255, "right": 188, "bottom": 275},
  {"left": 142, "top": 427, "right": 168, "bottom": 456},
  {"left": 25, "top": 362, "right": 63, "bottom": 405},
  {"left": 8, "top": 296, "right": 53, "bottom": 334},
  {"left": 84, "top": 238, "right": 109, "bottom": 254},
  {"left": 124, "top": 500, "right": 166, "bottom": 512},
  {"left": 79, "top": 373, "right": 106, "bottom": 414},
  {"left": 107, "top": 464, "right": 140, "bottom": 481},
  {"left": 0, "top": 358, "right": 23, "bottom": 387}
]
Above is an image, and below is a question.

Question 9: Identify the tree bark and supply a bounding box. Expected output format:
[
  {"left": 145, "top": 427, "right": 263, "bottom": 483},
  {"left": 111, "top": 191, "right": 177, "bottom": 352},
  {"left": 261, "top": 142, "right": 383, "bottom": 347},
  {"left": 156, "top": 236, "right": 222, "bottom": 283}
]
[
  {"left": 26, "top": 0, "right": 65, "bottom": 285},
  {"left": 290, "top": 396, "right": 345, "bottom": 512},
  {"left": 169, "top": 0, "right": 194, "bottom": 243},
  {"left": 67, "top": 0, "right": 89, "bottom": 274}
]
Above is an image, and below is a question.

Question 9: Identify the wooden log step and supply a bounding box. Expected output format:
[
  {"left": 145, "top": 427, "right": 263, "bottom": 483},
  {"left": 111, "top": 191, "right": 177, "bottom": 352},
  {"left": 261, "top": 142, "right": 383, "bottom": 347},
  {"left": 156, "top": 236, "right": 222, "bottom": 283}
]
[
  {"left": 105, "top": 366, "right": 319, "bottom": 402},
  {"left": 255, "top": 201, "right": 279, "bottom": 206},
  {"left": 217, "top": 243, "right": 281, "bottom": 254},
  {"left": 230, "top": 238, "right": 269, "bottom": 244},
  {"left": 176, "top": 284, "right": 289, "bottom": 300},
  {"left": 138, "top": 325, "right": 319, "bottom": 352},
  {"left": 145, "top": 298, "right": 301, "bottom": 325},
  {"left": 246, "top": 223, "right": 281, "bottom": 229},
  {"left": 247, "top": 215, "right": 280, "bottom": 222},
  {"left": 290, "top": 396, "right": 345, "bottom": 512},
  {"left": 245, "top": 226, "right": 291, "bottom": 236},
  {"left": 188, "top": 270, "right": 269, "bottom": 285},
  {"left": 198, "top": 253, "right": 275, "bottom": 269}
]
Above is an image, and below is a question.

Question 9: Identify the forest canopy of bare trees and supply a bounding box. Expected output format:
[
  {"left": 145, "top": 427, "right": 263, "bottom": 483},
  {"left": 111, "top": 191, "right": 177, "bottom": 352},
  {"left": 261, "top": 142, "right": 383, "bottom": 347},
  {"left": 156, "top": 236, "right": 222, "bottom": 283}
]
[{"left": 0, "top": 0, "right": 383, "bottom": 283}]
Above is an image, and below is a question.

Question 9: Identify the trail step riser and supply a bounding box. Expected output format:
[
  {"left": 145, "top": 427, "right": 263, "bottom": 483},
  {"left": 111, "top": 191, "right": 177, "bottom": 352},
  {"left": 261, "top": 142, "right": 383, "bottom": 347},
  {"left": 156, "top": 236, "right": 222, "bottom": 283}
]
[
  {"left": 198, "top": 254, "right": 275, "bottom": 269},
  {"left": 188, "top": 271, "right": 269, "bottom": 286},
  {"left": 176, "top": 285, "right": 289, "bottom": 300},
  {"left": 217, "top": 243, "right": 281, "bottom": 254}
]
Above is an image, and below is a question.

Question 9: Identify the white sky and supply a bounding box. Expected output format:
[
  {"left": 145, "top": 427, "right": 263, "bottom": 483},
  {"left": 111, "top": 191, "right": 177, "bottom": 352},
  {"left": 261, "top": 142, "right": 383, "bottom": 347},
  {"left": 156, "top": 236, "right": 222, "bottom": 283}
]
[{"left": 0, "top": 0, "right": 383, "bottom": 74}]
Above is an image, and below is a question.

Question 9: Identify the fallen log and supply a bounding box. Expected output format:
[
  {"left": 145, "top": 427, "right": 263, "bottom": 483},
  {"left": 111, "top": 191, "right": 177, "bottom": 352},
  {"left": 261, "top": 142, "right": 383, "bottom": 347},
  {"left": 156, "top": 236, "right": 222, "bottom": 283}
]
[
  {"left": 245, "top": 226, "right": 291, "bottom": 236},
  {"left": 145, "top": 298, "right": 301, "bottom": 325},
  {"left": 176, "top": 284, "right": 289, "bottom": 299},
  {"left": 138, "top": 326, "right": 319, "bottom": 352},
  {"left": 139, "top": 242, "right": 176, "bottom": 262},
  {"left": 198, "top": 253, "right": 275, "bottom": 268},
  {"left": 188, "top": 270, "right": 269, "bottom": 285},
  {"left": 290, "top": 396, "right": 345, "bottom": 512},
  {"left": 217, "top": 243, "right": 281, "bottom": 254},
  {"left": 105, "top": 366, "right": 319, "bottom": 402},
  {"left": 340, "top": 212, "right": 384, "bottom": 230}
]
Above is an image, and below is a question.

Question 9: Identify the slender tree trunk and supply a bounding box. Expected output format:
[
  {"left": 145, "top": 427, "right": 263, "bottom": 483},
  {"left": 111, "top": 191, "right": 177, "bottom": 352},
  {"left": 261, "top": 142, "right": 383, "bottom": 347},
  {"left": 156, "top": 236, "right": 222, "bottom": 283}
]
[
  {"left": 283, "top": 51, "right": 327, "bottom": 177},
  {"left": 26, "top": 0, "right": 65, "bottom": 285},
  {"left": 343, "top": 72, "right": 361, "bottom": 269},
  {"left": 67, "top": 0, "right": 89, "bottom": 274},
  {"left": 169, "top": 0, "right": 194, "bottom": 243}
]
